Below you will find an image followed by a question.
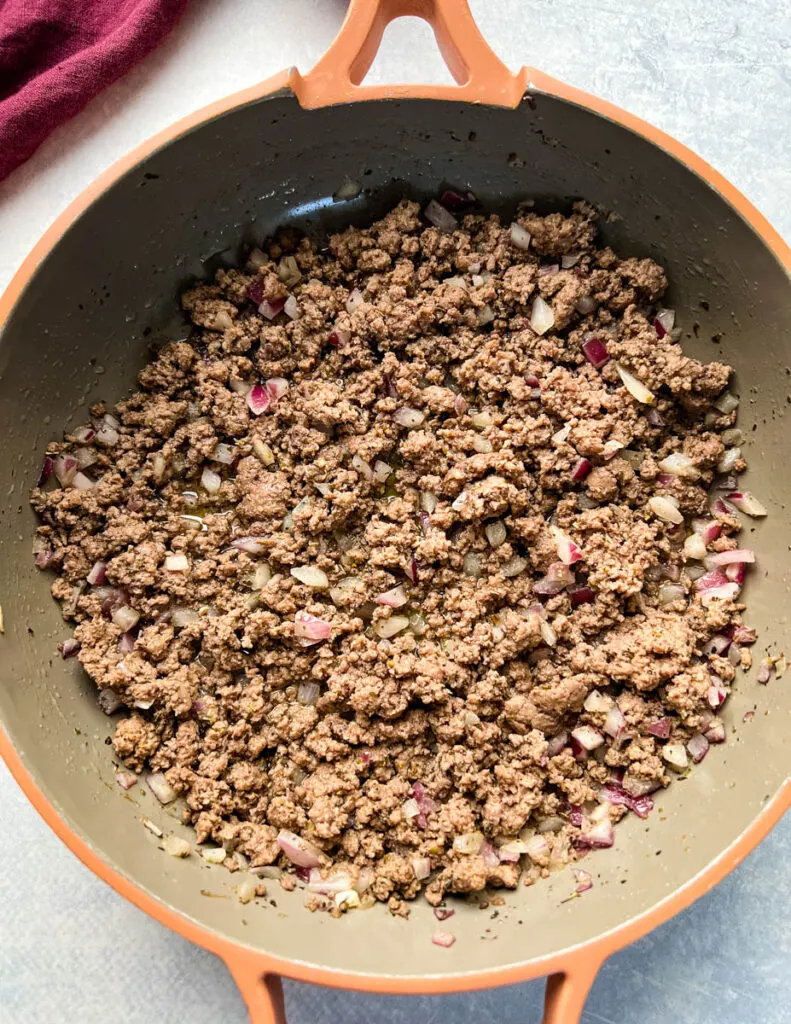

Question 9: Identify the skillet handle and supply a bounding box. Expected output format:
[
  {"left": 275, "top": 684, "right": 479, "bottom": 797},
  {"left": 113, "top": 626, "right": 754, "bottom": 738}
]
[
  {"left": 543, "top": 954, "right": 605, "bottom": 1024},
  {"left": 224, "top": 955, "right": 287, "bottom": 1024},
  {"left": 295, "top": 0, "right": 528, "bottom": 108}
]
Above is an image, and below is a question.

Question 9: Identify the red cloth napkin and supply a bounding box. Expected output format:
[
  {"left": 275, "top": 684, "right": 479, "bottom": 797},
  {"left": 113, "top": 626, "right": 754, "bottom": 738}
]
[{"left": 0, "top": 0, "right": 189, "bottom": 182}]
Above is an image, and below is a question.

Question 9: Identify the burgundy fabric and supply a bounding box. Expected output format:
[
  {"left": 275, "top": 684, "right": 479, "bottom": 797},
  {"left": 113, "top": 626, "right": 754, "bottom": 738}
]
[{"left": 0, "top": 0, "right": 189, "bottom": 182}]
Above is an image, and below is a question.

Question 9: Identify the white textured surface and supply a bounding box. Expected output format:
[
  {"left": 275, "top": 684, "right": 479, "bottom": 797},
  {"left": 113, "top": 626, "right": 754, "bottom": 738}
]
[{"left": 1, "top": 1, "right": 789, "bottom": 1021}]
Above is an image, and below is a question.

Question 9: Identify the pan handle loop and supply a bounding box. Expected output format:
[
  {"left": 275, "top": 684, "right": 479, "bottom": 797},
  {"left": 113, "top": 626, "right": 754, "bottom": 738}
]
[
  {"left": 294, "top": 0, "right": 528, "bottom": 108},
  {"left": 543, "top": 953, "right": 605, "bottom": 1024},
  {"left": 224, "top": 955, "right": 287, "bottom": 1024}
]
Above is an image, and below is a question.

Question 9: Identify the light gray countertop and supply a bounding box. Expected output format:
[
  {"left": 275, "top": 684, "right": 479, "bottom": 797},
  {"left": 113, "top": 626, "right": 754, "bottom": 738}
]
[{"left": 1, "top": 1, "right": 789, "bottom": 1021}]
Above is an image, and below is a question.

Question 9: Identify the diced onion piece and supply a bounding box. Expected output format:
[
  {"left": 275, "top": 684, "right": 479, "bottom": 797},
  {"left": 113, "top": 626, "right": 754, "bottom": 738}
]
[
  {"left": 571, "top": 457, "right": 592, "bottom": 481},
  {"left": 574, "top": 868, "right": 593, "bottom": 894},
  {"left": 116, "top": 771, "right": 137, "bottom": 791},
  {"left": 425, "top": 199, "right": 458, "bottom": 233},
  {"left": 574, "top": 295, "right": 597, "bottom": 315},
  {"left": 200, "top": 466, "right": 222, "bottom": 494},
  {"left": 615, "top": 363, "right": 655, "bottom": 405},
  {"left": 201, "top": 846, "right": 227, "bottom": 865},
  {"left": 715, "top": 392, "right": 740, "bottom": 414},
  {"left": 290, "top": 566, "right": 329, "bottom": 589},
  {"left": 251, "top": 564, "right": 272, "bottom": 590},
  {"left": 411, "top": 856, "right": 432, "bottom": 880},
  {"left": 704, "top": 549, "right": 755, "bottom": 568},
  {"left": 212, "top": 442, "right": 236, "bottom": 465},
  {"left": 277, "top": 830, "right": 323, "bottom": 868},
  {"left": 524, "top": 834, "right": 551, "bottom": 861},
  {"left": 375, "top": 585, "right": 408, "bottom": 608},
  {"left": 658, "top": 583, "right": 686, "bottom": 605},
  {"left": 662, "top": 743, "right": 689, "bottom": 770},
  {"left": 470, "top": 410, "right": 493, "bottom": 428},
  {"left": 402, "top": 798, "right": 421, "bottom": 819},
  {"left": 561, "top": 253, "right": 581, "bottom": 269},
  {"left": 552, "top": 423, "right": 571, "bottom": 444},
  {"left": 294, "top": 610, "right": 332, "bottom": 643},
  {"left": 657, "top": 452, "right": 700, "bottom": 481},
  {"left": 649, "top": 496, "right": 684, "bottom": 525},
  {"left": 481, "top": 840, "right": 500, "bottom": 868},
  {"left": 147, "top": 773, "right": 177, "bottom": 804},
  {"left": 707, "top": 683, "right": 728, "bottom": 709},
  {"left": 687, "top": 734, "right": 709, "bottom": 763},
  {"left": 95, "top": 423, "right": 119, "bottom": 447},
  {"left": 373, "top": 460, "right": 392, "bottom": 483},
  {"left": 453, "top": 831, "right": 484, "bottom": 855},
  {"left": 420, "top": 491, "right": 438, "bottom": 514},
  {"left": 692, "top": 518, "right": 722, "bottom": 544},
  {"left": 87, "top": 561, "right": 107, "bottom": 586},
  {"left": 393, "top": 407, "right": 425, "bottom": 428},
  {"left": 265, "top": 377, "right": 289, "bottom": 402},
  {"left": 277, "top": 254, "right": 301, "bottom": 286},
  {"left": 569, "top": 586, "right": 595, "bottom": 607},
  {"left": 582, "top": 337, "right": 610, "bottom": 368},
  {"left": 509, "top": 222, "right": 531, "bottom": 250},
  {"left": 717, "top": 447, "right": 741, "bottom": 474},
  {"left": 726, "top": 491, "right": 767, "bottom": 517},
  {"left": 247, "top": 383, "right": 271, "bottom": 416},
  {"left": 72, "top": 471, "right": 96, "bottom": 490},
  {"left": 540, "top": 620, "right": 557, "bottom": 647},
  {"left": 61, "top": 638, "right": 81, "bottom": 658},
  {"left": 351, "top": 454, "right": 373, "bottom": 481},
  {"left": 534, "top": 561, "right": 574, "bottom": 595},
  {"left": 530, "top": 295, "right": 555, "bottom": 336},
  {"left": 374, "top": 615, "right": 410, "bottom": 639},
  {"left": 472, "top": 435, "right": 493, "bottom": 453},
  {"left": 721, "top": 427, "right": 744, "bottom": 446},
  {"left": 683, "top": 533, "right": 707, "bottom": 560},
  {"left": 162, "top": 835, "right": 191, "bottom": 858},
  {"left": 165, "top": 553, "right": 189, "bottom": 572},
  {"left": 463, "top": 552, "right": 483, "bottom": 578},
  {"left": 571, "top": 725, "right": 604, "bottom": 751},
  {"left": 578, "top": 819, "right": 614, "bottom": 849},
  {"left": 646, "top": 717, "right": 672, "bottom": 739},
  {"left": 259, "top": 298, "right": 285, "bottom": 320},
  {"left": 232, "top": 537, "right": 267, "bottom": 555},
  {"left": 550, "top": 525, "right": 583, "bottom": 565},
  {"left": 654, "top": 308, "right": 675, "bottom": 337},
  {"left": 705, "top": 720, "right": 727, "bottom": 743},
  {"left": 603, "top": 705, "right": 626, "bottom": 738},
  {"left": 501, "top": 556, "right": 528, "bottom": 578},
  {"left": 432, "top": 930, "right": 456, "bottom": 948},
  {"left": 485, "top": 520, "right": 507, "bottom": 548},
  {"left": 497, "top": 839, "right": 528, "bottom": 862},
  {"left": 329, "top": 576, "right": 361, "bottom": 607},
  {"left": 251, "top": 438, "right": 274, "bottom": 467},
  {"left": 454, "top": 394, "right": 467, "bottom": 416},
  {"left": 476, "top": 303, "right": 495, "bottom": 326},
  {"left": 297, "top": 682, "right": 320, "bottom": 705},
  {"left": 111, "top": 605, "right": 140, "bottom": 632},
  {"left": 54, "top": 455, "right": 78, "bottom": 486},
  {"left": 171, "top": 606, "right": 200, "bottom": 628}
]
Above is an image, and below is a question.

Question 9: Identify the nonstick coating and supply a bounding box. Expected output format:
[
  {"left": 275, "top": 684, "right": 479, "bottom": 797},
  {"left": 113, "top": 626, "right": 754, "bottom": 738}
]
[{"left": 0, "top": 90, "right": 789, "bottom": 980}]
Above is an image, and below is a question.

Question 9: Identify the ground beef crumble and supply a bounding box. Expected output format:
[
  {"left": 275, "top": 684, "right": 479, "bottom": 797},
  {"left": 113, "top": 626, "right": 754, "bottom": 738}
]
[{"left": 31, "top": 198, "right": 762, "bottom": 915}]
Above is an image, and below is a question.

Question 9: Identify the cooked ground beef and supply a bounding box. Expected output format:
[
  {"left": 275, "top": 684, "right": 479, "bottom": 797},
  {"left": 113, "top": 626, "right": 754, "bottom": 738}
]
[{"left": 31, "top": 198, "right": 761, "bottom": 914}]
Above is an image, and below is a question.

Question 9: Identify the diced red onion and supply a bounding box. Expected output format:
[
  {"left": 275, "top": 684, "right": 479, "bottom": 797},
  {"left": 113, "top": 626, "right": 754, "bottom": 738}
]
[
  {"left": 509, "top": 222, "right": 531, "bottom": 250},
  {"left": 646, "top": 717, "right": 672, "bottom": 739},
  {"left": 728, "top": 642, "right": 742, "bottom": 666},
  {"left": 757, "top": 660, "right": 774, "bottom": 685},
  {"left": 406, "top": 556, "right": 419, "bottom": 584},
  {"left": 705, "top": 549, "right": 755, "bottom": 569},
  {"left": 61, "top": 637, "right": 80, "bottom": 658},
  {"left": 297, "top": 682, "right": 320, "bottom": 705},
  {"left": 481, "top": 841, "right": 500, "bottom": 868},
  {"left": 37, "top": 455, "right": 54, "bottom": 487},
  {"left": 501, "top": 555, "right": 528, "bottom": 578},
  {"left": 116, "top": 772, "right": 137, "bottom": 790},
  {"left": 290, "top": 565, "right": 330, "bottom": 589},
  {"left": 393, "top": 407, "right": 425, "bottom": 428},
  {"left": 530, "top": 295, "right": 555, "bottom": 336},
  {"left": 419, "top": 492, "right": 438, "bottom": 514},
  {"left": 683, "top": 533, "right": 707, "bottom": 561},
  {"left": 732, "top": 624, "right": 757, "bottom": 645},
  {"left": 462, "top": 552, "right": 483, "bottom": 578},
  {"left": 259, "top": 297, "right": 286, "bottom": 320},
  {"left": 425, "top": 199, "right": 458, "bottom": 233},
  {"left": 72, "top": 471, "right": 96, "bottom": 490},
  {"left": 569, "top": 586, "right": 595, "bottom": 607},
  {"left": 87, "top": 561, "right": 107, "bottom": 586},
  {"left": 649, "top": 496, "right": 684, "bottom": 525},
  {"left": 657, "top": 452, "right": 700, "bottom": 481},
  {"left": 550, "top": 525, "right": 583, "bottom": 565},
  {"left": 703, "top": 633, "right": 731, "bottom": 656},
  {"left": 663, "top": 743, "right": 689, "bottom": 770},
  {"left": 147, "top": 773, "right": 177, "bottom": 804},
  {"left": 294, "top": 611, "right": 332, "bottom": 644},
  {"left": 616, "top": 363, "right": 655, "bottom": 405},
  {"left": 232, "top": 537, "right": 267, "bottom": 556},
  {"left": 165, "top": 553, "right": 189, "bottom": 572},
  {"left": 603, "top": 705, "right": 626, "bottom": 739},
  {"left": 552, "top": 423, "right": 571, "bottom": 444},
  {"left": 265, "top": 377, "right": 289, "bottom": 402},
  {"left": 547, "top": 731, "right": 568, "bottom": 756},
  {"left": 497, "top": 840, "right": 529, "bottom": 862},
  {"left": 534, "top": 561, "right": 574, "bottom": 595},
  {"left": 539, "top": 263, "right": 560, "bottom": 276},
  {"left": 726, "top": 491, "right": 767, "bottom": 517},
  {"left": 282, "top": 294, "right": 298, "bottom": 320},
  {"left": 247, "top": 383, "right": 271, "bottom": 416},
  {"left": 654, "top": 309, "right": 675, "bottom": 338},
  {"left": 375, "top": 585, "right": 408, "bottom": 608},
  {"left": 433, "top": 907, "right": 455, "bottom": 922},
  {"left": 411, "top": 856, "right": 432, "bottom": 880},
  {"left": 54, "top": 455, "right": 78, "bottom": 487},
  {"left": 571, "top": 725, "right": 604, "bottom": 752},
  {"left": 277, "top": 830, "right": 323, "bottom": 868},
  {"left": 95, "top": 423, "right": 119, "bottom": 447},
  {"left": 562, "top": 253, "right": 581, "bottom": 269},
  {"left": 715, "top": 392, "right": 740, "bottom": 414},
  {"left": 577, "top": 819, "right": 614, "bottom": 849},
  {"left": 707, "top": 683, "right": 728, "bottom": 709},
  {"left": 574, "top": 295, "right": 597, "bottom": 315},
  {"left": 328, "top": 327, "right": 349, "bottom": 348},
  {"left": 440, "top": 188, "right": 474, "bottom": 211},
  {"left": 696, "top": 568, "right": 735, "bottom": 595},
  {"left": 453, "top": 394, "right": 467, "bottom": 416},
  {"left": 524, "top": 834, "right": 551, "bottom": 861},
  {"left": 692, "top": 518, "right": 722, "bottom": 544},
  {"left": 571, "top": 458, "right": 592, "bottom": 482},
  {"left": 200, "top": 466, "right": 222, "bottom": 493},
  {"left": 372, "top": 460, "right": 392, "bottom": 484},
  {"left": 418, "top": 510, "right": 431, "bottom": 534},
  {"left": 112, "top": 605, "right": 140, "bottom": 632},
  {"left": 485, "top": 520, "right": 507, "bottom": 549},
  {"left": 212, "top": 442, "right": 236, "bottom": 465},
  {"left": 582, "top": 337, "right": 610, "bottom": 368},
  {"left": 432, "top": 929, "right": 456, "bottom": 948},
  {"left": 574, "top": 868, "right": 593, "bottom": 894},
  {"left": 382, "top": 371, "right": 398, "bottom": 398},
  {"left": 687, "top": 734, "right": 709, "bottom": 763},
  {"left": 601, "top": 440, "right": 624, "bottom": 461}
]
